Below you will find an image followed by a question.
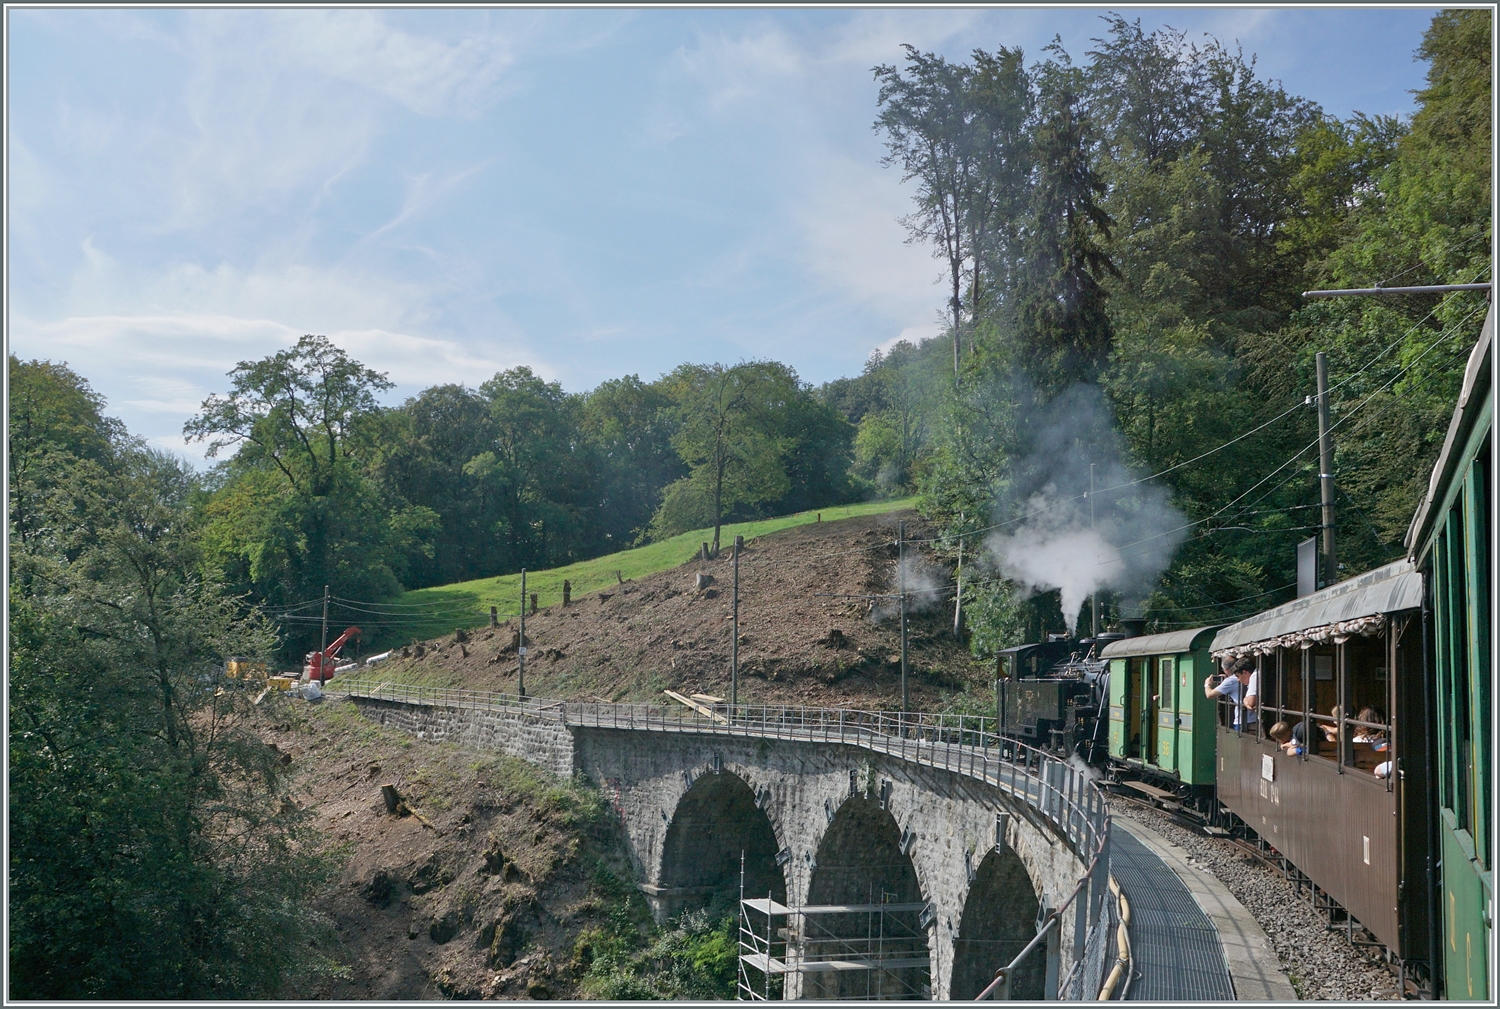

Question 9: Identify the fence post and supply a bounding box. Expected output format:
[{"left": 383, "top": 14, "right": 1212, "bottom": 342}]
[
  {"left": 1072, "top": 882, "right": 1088, "bottom": 967},
  {"left": 1043, "top": 910, "right": 1061, "bottom": 1000}
]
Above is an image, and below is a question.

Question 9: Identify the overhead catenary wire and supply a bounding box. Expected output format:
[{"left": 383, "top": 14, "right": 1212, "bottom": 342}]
[
  {"left": 1202, "top": 332, "right": 1481, "bottom": 537},
  {"left": 267, "top": 305, "right": 1484, "bottom": 649},
  {"left": 1087, "top": 268, "right": 1490, "bottom": 503},
  {"left": 1101, "top": 303, "right": 1485, "bottom": 562},
  {"left": 940, "top": 270, "right": 1491, "bottom": 545}
]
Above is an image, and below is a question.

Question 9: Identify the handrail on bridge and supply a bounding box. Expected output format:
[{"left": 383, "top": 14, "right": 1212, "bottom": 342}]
[{"left": 332, "top": 677, "right": 1116, "bottom": 999}]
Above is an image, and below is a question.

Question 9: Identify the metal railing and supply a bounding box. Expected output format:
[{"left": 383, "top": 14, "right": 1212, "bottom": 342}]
[{"left": 332, "top": 678, "right": 1115, "bottom": 998}]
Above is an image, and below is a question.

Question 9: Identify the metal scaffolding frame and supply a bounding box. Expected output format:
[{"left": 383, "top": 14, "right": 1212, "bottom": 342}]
[{"left": 738, "top": 893, "right": 931, "bottom": 1000}]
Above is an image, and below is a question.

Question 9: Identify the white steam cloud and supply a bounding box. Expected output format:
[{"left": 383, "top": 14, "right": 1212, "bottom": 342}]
[
  {"left": 872, "top": 553, "right": 950, "bottom": 622},
  {"left": 984, "top": 385, "right": 1187, "bottom": 633}
]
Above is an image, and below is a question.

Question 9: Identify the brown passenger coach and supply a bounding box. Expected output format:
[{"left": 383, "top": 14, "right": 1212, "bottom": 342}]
[{"left": 1208, "top": 560, "right": 1430, "bottom": 962}]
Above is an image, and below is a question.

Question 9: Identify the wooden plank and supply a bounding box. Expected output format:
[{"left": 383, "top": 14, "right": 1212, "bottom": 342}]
[
  {"left": 663, "top": 689, "right": 728, "bottom": 724},
  {"left": 796, "top": 957, "right": 931, "bottom": 972},
  {"left": 744, "top": 897, "right": 793, "bottom": 915},
  {"left": 690, "top": 693, "right": 725, "bottom": 704}
]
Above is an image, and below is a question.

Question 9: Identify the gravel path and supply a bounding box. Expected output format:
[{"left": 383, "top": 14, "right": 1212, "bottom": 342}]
[{"left": 1110, "top": 801, "right": 1405, "bottom": 1001}]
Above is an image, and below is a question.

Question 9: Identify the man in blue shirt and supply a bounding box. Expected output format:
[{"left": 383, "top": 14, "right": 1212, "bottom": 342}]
[{"left": 1204, "top": 657, "right": 1258, "bottom": 730}]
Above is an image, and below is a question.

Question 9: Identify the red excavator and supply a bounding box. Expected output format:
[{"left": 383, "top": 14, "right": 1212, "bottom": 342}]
[{"left": 304, "top": 626, "right": 361, "bottom": 684}]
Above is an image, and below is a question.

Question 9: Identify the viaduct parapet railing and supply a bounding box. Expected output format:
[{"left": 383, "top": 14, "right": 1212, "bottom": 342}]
[{"left": 333, "top": 678, "right": 1118, "bottom": 999}]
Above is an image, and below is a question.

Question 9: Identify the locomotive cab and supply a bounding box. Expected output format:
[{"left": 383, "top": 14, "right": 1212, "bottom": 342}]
[{"left": 995, "top": 636, "right": 1111, "bottom": 761}]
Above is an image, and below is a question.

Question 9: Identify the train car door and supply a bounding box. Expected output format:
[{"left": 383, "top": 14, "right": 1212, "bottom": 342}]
[
  {"left": 1144, "top": 658, "right": 1159, "bottom": 763},
  {"left": 1157, "top": 657, "right": 1177, "bottom": 771},
  {"left": 1434, "top": 459, "right": 1491, "bottom": 1001},
  {"left": 1108, "top": 659, "right": 1127, "bottom": 758},
  {"left": 1125, "top": 657, "right": 1144, "bottom": 759}
]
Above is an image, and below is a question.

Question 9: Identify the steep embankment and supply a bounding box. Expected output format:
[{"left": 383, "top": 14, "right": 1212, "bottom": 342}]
[
  {"left": 265, "top": 698, "right": 648, "bottom": 1000},
  {"left": 342, "top": 510, "right": 990, "bottom": 711}
]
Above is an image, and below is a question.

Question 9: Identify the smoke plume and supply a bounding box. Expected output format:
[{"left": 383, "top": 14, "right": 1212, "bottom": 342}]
[
  {"left": 984, "top": 384, "right": 1186, "bottom": 632},
  {"left": 872, "top": 553, "right": 950, "bottom": 623}
]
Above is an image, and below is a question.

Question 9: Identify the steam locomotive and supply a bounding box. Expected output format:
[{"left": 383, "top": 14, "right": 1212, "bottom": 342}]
[{"left": 992, "top": 627, "right": 1133, "bottom": 763}]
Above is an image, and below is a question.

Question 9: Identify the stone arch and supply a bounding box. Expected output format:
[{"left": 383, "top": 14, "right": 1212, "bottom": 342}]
[
  {"left": 657, "top": 771, "right": 786, "bottom": 920},
  {"left": 949, "top": 847, "right": 1043, "bottom": 999},
  {"left": 803, "top": 794, "right": 930, "bottom": 1000}
]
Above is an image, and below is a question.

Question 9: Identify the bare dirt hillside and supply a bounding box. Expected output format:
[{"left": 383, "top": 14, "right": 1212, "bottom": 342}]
[
  {"left": 264, "top": 698, "right": 643, "bottom": 1000},
  {"left": 361, "top": 511, "right": 991, "bottom": 711}
]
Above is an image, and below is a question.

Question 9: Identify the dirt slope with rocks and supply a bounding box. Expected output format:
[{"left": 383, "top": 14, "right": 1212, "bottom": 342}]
[
  {"left": 263, "top": 697, "right": 644, "bottom": 1000},
  {"left": 356, "top": 510, "right": 992, "bottom": 711}
]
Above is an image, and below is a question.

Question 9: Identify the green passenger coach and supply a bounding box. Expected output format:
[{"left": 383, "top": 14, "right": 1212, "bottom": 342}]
[
  {"left": 1101, "top": 626, "right": 1221, "bottom": 791},
  {"left": 1407, "top": 306, "right": 1491, "bottom": 1001}
]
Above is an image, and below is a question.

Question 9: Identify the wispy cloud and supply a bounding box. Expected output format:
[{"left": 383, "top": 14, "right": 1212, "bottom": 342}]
[
  {"left": 263, "top": 9, "right": 515, "bottom": 118},
  {"left": 357, "top": 163, "right": 492, "bottom": 247}
]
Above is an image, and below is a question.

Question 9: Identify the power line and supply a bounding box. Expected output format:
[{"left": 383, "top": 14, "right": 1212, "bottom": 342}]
[
  {"left": 957, "top": 270, "right": 1491, "bottom": 546},
  {"left": 1207, "top": 329, "right": 1481, "bottom": 534},
  {"left": 1103, "top": 303, "right": 1484, "bottom": 561},
  {"left": 1089, "top": 266, "right": 1489, "bottom": 503}
]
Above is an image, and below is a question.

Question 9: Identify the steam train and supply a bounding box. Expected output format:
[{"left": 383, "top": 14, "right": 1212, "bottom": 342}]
[
  {"left": 991, "top": 310, "right": 1491, "bottom": 999},
  {"left": 992, "top": 632, "right": 1116, "bottom": 763}
]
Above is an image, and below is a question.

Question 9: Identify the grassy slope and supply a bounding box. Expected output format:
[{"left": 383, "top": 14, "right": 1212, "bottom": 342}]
[{"left": 358, "top": 497, "right": 918, "bottom": 649}]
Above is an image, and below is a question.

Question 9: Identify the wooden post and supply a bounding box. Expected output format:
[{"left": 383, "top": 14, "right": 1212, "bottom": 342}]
[
  {"left": 489, "top": 605, "right": 498, "bottom": 628},
  {"left": 955, "top": 513, "right": 965, "bottom": 640},
  {"left": 1315, "top": 351, "right": 1337, "bottom": 587},
  {"left": 562, "top": 580, "right": 571, "bottom": 607},
  {"left": 529, "top": 593, "right": 538, "bottom": 615},
  {"left": 731, "top": 536, "right": 741, "bottom": 711},
  {"left": 319, "top": 583, "right": 330, "bottom": 683},
  {"left": 899, "top": 521, "right": 908, "bottom": 714},
  {"left": 518, "top": 569, "right": 527, "bottom": 698}
]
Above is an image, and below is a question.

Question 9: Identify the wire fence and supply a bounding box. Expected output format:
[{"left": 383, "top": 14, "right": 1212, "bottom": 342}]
[
  {"left": 331, "top": 679, "right": 1117, "bottom": 999},
  {"left": 1062, "top": 882, "right": 1120, "bottom": 1000}
]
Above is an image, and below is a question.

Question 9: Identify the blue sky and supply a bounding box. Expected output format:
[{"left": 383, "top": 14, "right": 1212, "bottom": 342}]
[{"left": 8, "top": 6, "right": 1439, "bottom": 462}]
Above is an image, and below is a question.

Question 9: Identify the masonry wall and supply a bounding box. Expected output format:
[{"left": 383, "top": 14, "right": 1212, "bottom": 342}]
[{"left": 349, "top": 697, "right": 578, "bottom": 779}]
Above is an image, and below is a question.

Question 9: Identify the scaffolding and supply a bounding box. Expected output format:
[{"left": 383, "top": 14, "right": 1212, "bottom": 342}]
[{"left": 737, "top": 863, "right": 932, "bottom": 1001}]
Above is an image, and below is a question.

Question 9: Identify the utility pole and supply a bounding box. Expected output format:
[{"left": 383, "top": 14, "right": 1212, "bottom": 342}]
[
  {"left": 320, "top": 584, "right": 330, "bottom": 676},
  {"left": 731, "top": 536, "right": 741, "bottom": 712},
  {"left": 1314, "top": 353, "right": 1337, "bottom": 588},
  {"left": 899, "top": 520, "right": 909, "bottom": 714},
  {"left": 518, "top": 569, "right": 527, "bottom": 698},
  {"left": 1089, "top": 465, "right": 1099, "bottom": 638}
]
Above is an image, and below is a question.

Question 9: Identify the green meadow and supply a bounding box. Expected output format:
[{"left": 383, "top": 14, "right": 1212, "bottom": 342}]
[{"left": 351, "top": 497, "right": 918, "bottom": 649}]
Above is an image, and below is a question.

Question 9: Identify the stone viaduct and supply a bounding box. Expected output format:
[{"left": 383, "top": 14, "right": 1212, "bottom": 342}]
[{"left": 344, "top": 686, "right": 1111, "bottom": 1000}]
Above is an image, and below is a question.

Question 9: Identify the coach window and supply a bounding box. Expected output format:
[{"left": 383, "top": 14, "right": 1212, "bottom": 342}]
[
  {"left": 1257, "top": 654, "right": 1277, "bottom": 740},
  {"left": 1308, "top": 646, "right": 1338, "bottom": 761},
  {"left": 1281, "top": 647, "right": 1304, "bottom": 724},
  {"left": 1344, "top": 632, "right": 1392, "bottom": 776}
]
